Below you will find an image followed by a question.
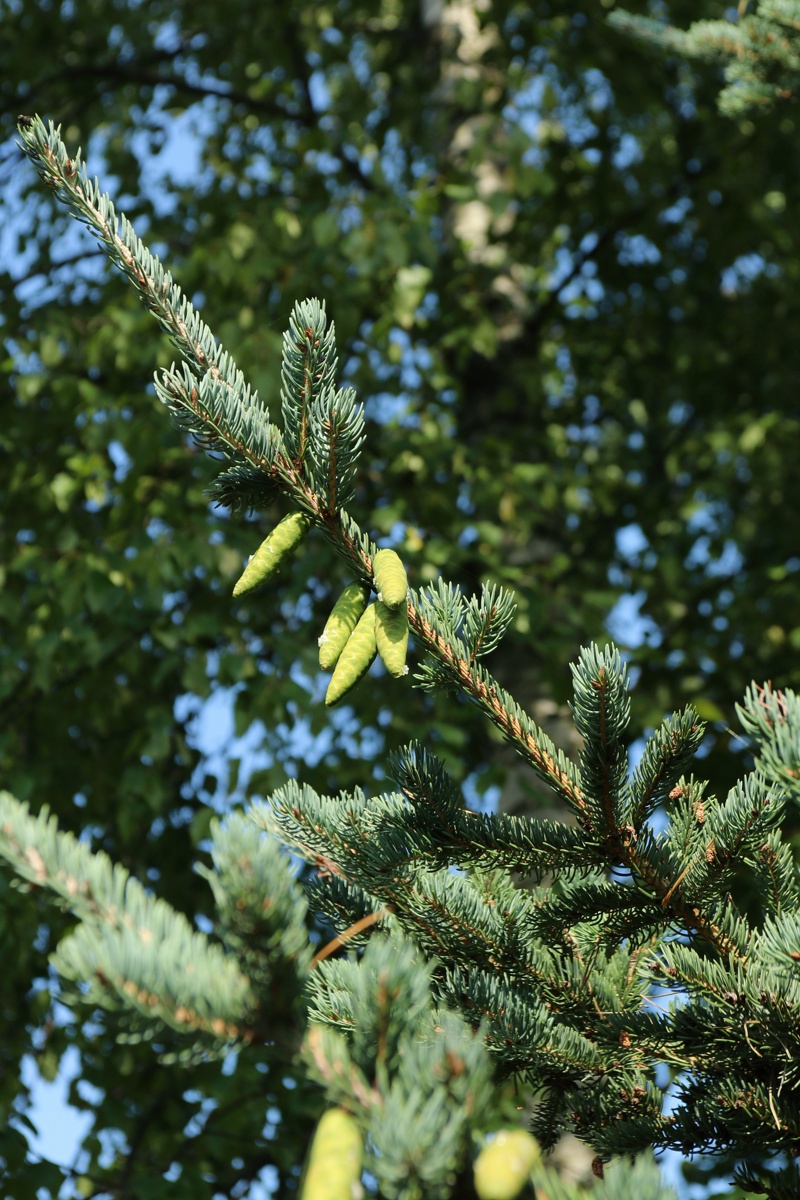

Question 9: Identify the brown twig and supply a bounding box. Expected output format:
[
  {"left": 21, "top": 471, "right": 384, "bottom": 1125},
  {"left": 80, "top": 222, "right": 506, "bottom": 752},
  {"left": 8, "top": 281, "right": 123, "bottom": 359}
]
[{"left": 310, "top": 908, "right": 393, "bottom": 969}]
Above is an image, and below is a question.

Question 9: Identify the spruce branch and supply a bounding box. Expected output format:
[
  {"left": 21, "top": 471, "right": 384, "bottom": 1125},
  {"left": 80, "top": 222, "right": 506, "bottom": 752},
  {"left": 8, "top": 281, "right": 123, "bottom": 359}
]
[
  {"left": 308, "top": 383, "right": 366, "bottom": 511},
  {"left": 570, "top": 645, "right": 632, "bottom": 843},
  {"left": 16, "top": 113, "right": 800, "bottom": 1180},
  {"left": 280, "top": 298, "right": 338, "bottom": 467},
  {"left": 252, "top": 786, "right": 603, "bottom": 1029},
  {"left": 524, "top": 880, "right": 668, "bottom": 951},
  {"left": 304, "top": 938, "right": 496, "bottom": 1199},
  {"left": 388, "top": 743, "right": 596, "bottom": 878},
  {"left": 757, "top": 907, "right": 800, "bottom": 979},
  {"left": 734, "top": 1163, "right": 800, "bottom": 1200},
  {"left": 302, "top": 1022, "right": 380, "bottom": 1115},
  {"left": 15, "top": 114, "right": 586, "bottom": 813},
  {"left": 0, "top": 792, "right": 256, "bottom": 1045},
  {"left": 199, "top": 812, "right": 314, "bottom": 1004},
  {"left": 15, "top": 114, "right": 293, "bottom": 521},
  {"left": 737, "top": 681, "right": 800, "bottom": 804},
  {"left": 669, "top": 1073, "right": 800, "bottom": 1156},
  {"left": 256, "top": 675, "right": 776, "bottom": 1077},
  {"left": 622, "top": 828, "right": 753, "bottom": 965},
  {"left": 254, "top": 775, "right": 677, "bottom": 1091},
  {"left": 703, "top": 774, "right": 787, "bottom": 887},
  {"left": 307, "top": 873, "right": 392, "bottom": 955},
  {"left": 205, "top": 460, "right": 281, "bottom": 514},
  {"left": 462, "top": 584, "right": 518, "bottom": 664},
  {"left": 52, "top": 920, "right": 249, "bottom": 1047},
  {"left": 567, "top": 1072, "right": 666, "bottom": 1159},
  {"left": 749, "top": 830, "right": 800, "bottom": 914},
  {"left": 564, "top": 654, "right": 753, "bottom": 963},
  {"left": 527, "top": 1155, "right": 678, "bottom": 1200},
  {"left": 629, "top": 707, "right": 705, "bottom": 827},
  {"left": 632, "top": 932, "right": 800, "bottom": 1149},
  {"left": 152, "top": 361, "right": 283, "bottom": 471},
  {"left": 15, "top": 117, "right": 267, "bottom": 428},
  {"left": 609, "top": 3, "right": 800, "bottom": 116},
  {"left": 411, "top": 586, "right": 585, "bottom": 812}
]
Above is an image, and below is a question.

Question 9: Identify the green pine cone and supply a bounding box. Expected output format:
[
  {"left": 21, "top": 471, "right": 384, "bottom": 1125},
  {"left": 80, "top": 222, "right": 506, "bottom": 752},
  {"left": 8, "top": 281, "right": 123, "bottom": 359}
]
[
  {"left": 301, "top": 1107, "right": 363, "bottom": 1200},
  {"left": 372, "top": 548, "right": 408, "bottom": 609},
  {"left": 232, "top": 512, "right": 312, "bottom": 597},
  {"left": 375, "top": 599, "right": 409, "bottom": 678},
  {"left": 319, "top": 583, "right": 370, "bottom": 671},
  {"left": 473, "top": 1131, "right": 540, "bottom": 1200},
  {"left": 325, "top": 604, "right": 377, "bottom": 706}
]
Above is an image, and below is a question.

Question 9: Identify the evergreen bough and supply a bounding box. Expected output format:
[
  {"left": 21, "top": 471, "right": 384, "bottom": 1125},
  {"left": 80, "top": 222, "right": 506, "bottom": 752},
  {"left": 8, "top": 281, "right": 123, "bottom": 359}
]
[
  {"left": 610, "top": 0, "right": 800, "bottom": 117},
  {"left": 4, "top": 114, "right": 800, "bottom": 1200}
]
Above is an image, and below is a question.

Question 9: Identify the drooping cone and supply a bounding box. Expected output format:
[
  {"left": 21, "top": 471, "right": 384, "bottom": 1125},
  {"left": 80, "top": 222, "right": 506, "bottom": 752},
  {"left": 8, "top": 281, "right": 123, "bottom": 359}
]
[
  {"left": 233, "top": 512, "right": 312, "bottom": 597},
  {"left": 473, "top": 1130, "right": 540, "bottom": 1200},
  {"left": 375, "top": 599, "right": 408, "bottom": 678},
  {"left": 325, "top": 603, "right": 377, "bottom": 706},
  {"left": 319, "top": 583, "right": 370, "bottom": 671},
  {"left": 300, "top": 1107, "right": 363, "bottom": 1200},
  {"left": 372, "top": 548, "right": 407, "bottom": 609}
]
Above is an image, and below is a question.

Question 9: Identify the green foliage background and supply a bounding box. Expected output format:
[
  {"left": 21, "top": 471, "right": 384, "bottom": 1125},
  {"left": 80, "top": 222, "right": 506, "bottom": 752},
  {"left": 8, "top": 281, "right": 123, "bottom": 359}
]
[{"left": 1, "top": 1, "right": 800, "bottom": 1196}]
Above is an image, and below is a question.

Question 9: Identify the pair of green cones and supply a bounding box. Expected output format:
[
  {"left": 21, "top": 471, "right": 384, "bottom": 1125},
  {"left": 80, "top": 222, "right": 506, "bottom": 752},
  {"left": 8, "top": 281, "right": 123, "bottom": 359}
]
[
  {"left": 300, "top": 1108, "right": 541, "bottom": 1200},
  {"left": 319, "top": 549, "right": 409, "bottom": 706},
  {"left": 232, "top": 514, "right": 409, "bottom": 705}
]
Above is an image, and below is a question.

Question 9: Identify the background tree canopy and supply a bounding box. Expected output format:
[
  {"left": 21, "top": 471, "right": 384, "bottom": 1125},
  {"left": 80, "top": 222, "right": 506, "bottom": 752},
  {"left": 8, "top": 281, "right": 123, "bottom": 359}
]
[{"left": 1, "top": 2, "right": 799, "bottom": 1196}]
